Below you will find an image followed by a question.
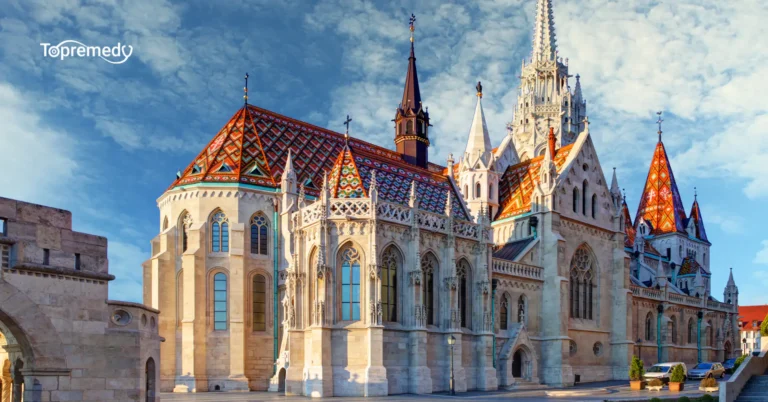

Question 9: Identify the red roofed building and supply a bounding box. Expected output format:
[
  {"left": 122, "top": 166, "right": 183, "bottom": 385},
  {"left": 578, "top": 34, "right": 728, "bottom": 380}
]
[{"left": 739, "top": 305, "right": 768, "bottom": 355}]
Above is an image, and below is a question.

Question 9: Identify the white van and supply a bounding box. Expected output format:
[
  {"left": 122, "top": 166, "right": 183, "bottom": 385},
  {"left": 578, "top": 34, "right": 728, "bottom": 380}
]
[{"left": 643, "top": 362, "right": 688, "bottom": 383}]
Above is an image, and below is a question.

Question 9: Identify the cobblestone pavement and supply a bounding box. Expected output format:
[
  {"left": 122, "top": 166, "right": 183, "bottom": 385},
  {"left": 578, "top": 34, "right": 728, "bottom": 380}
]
[{"left": 161, "top": 377, "right": 726, "bottom": 401}]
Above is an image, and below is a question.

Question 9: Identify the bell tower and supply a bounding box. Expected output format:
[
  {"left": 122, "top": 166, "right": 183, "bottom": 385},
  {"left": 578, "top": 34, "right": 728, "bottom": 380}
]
[{"left": 394, "top": 14, "right": 430, "bottom": 168}]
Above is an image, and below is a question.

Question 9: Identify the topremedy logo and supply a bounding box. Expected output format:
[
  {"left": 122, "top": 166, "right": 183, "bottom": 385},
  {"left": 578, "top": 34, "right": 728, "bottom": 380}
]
[{"left": 40, "top": 40, "right": 133, "bottom": 64}]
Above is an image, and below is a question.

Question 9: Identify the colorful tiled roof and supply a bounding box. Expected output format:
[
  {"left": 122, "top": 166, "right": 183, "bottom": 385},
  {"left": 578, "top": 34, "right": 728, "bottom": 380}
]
[
  {"left": 495, "top": 144, "right": 574, "bottom": 220},
  {"left": 171, "top": 105, "right": 471, "bottom": 221},
  {"left": 687, "top": 198, "right": 709, "bottom": 243},
  {"left": 635, "top": 140, "right": 687, "bottom": 235},
  {"left": 677, "top": 256, "right": 704, "bottom": 276},
  {"left": 328, "top": 145, "right": 366, "bottom": 198}
]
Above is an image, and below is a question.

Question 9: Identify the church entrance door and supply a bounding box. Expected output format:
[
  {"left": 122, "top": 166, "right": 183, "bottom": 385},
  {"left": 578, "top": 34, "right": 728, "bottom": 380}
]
[{"left": 512, "top": 350, "right": 523, "bottom": 378}]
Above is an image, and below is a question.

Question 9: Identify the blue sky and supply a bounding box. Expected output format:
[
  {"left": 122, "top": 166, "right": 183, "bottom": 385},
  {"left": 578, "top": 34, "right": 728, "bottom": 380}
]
[{"left": 1, "top": 0, "right": 766, "bottom": 306}]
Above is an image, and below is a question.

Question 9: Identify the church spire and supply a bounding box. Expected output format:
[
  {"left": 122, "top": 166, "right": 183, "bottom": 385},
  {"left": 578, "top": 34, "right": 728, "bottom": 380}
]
[
  {"left": 394, "top": 13, "right": 430, "bottom": 168},
  {"left": 532, "top": 0, "right": 557, "bottom": 62},
  {"left": 462, "top": 81, "right": 493, "bottom": 168}
]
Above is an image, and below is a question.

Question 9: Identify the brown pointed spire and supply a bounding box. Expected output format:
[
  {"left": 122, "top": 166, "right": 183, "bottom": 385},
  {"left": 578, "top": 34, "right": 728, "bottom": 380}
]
[{"left": 401, "top": 14, "right": 422, "bottom": 114}]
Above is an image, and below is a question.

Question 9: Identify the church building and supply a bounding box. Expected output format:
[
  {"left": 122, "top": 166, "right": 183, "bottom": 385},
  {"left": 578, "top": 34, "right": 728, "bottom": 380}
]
[{"left": 143, "top": 0, "right": 739, "bottom": 396}]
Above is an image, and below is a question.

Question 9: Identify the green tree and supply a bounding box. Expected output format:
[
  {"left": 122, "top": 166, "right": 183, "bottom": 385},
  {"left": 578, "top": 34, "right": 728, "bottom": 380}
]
[
  {"left": 629, "top": 355, "right": 644, "bottom": 381},
  {"left": 761, "top": 313, "right": 768, "bottom": 336},
  {"left": 670, "top": 364, "right": 685, "bottom": 383}
]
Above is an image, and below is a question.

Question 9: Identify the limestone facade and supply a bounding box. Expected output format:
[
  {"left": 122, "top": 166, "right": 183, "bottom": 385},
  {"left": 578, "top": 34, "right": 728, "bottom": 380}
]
[{"left": 0, "top": 196, "right": 161, "bottom": 402}]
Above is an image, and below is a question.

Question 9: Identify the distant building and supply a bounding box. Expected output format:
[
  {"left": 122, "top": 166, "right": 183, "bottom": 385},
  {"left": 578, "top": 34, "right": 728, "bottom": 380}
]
[
  {"left": 0, "top": 197, "right": 162, "bottom": 401},
  {"left": 738, "top": 305, "right": 768, "bottom": 355}
]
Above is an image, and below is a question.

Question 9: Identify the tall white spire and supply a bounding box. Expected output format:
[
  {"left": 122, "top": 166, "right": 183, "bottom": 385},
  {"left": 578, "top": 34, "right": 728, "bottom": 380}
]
[
  {"left": 463, "top": 81, "right": 493, "bottom": 168},
  {"left": 532, "top": 0, "right": 557, "bottom": 62}
]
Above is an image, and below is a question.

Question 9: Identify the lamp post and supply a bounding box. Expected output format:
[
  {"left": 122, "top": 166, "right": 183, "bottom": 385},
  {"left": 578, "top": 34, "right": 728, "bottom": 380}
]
[
  {"left": 636, "top": 338, "right": 643, "bottom": 361},
  {"left": 657, "top": 303, "right": 664, "bottom": 364},
  {"left": 697, "top": 311, "right": 704, "bottom": 363},
  {"left": 448, "top": 335, "right": 456, "bottom": 395}
]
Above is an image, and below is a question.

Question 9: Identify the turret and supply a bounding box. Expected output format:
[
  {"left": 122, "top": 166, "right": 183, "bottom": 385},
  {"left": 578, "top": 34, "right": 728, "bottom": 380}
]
[
  {"left": 724, "top": 268, "right": 738, "bottom": 306},
  {"left": 694, "top": 267, "right": 705, "bottom": 298},
  {"left": 281, "top": 150, "right": 298, "bottom": 212},
  {"left": 656, "top": 257, "right": 667, "bottom": 288}
]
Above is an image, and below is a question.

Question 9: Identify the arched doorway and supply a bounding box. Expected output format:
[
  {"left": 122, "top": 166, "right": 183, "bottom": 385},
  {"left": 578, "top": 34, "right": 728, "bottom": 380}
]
[
  {"left": 512, "top": 350, "right": 523, "bottom": 378},
  {"left": 724, "top": 341, "right": 732, "bottom": 359},
  {"left": 145, "top": 358, "right": 156, "bottom": 402},
  {"left": 278, "top": 368, "right": 286, "bottom": 392}
]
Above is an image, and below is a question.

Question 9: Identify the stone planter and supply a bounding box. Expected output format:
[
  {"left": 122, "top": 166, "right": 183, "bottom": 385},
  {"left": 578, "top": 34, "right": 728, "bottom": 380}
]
[
  {"left": 629, "top": 380, "right": 645, "bottom": 390},
  {"left": 699, "top": 386, "right": 719, "bottom": 393},
  {"left": 668, "top": 382, "right": 684, "bottom": 392}
]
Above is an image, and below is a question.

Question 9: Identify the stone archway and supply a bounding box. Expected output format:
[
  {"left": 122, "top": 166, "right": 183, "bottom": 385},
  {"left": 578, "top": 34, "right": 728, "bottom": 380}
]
[
  {"left": 278, "top": 368, "right": 286, "bottom": 392},
  {"left": 146, "top": 357, "right": 156, "bottom": 402},
  {"left": 724, "top": 341, "right": 732, "bottom": 360},
  {"left": 512, "top": 350, "right": 523, "bottom": 378},
  {"left": 497, "top": 325, "right": 539, "bottom": 388}
]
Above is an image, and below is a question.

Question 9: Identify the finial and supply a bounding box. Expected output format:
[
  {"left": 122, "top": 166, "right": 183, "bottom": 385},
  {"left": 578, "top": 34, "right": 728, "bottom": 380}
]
[
  {"left": 409, "top": 14, "right": 416, "bottom": 43},
  {"left": 244, "top": 73, "right": 249, "bottom": 105},
  {"left": 343, "top": 114, "right": 352, "bottom": 142},
  {"left": 582, "top": 116, "right": 590, "bottom": 131},
  {"left": 656, "top": 111, "right": 664, "bottom": 141},
  {"left": 623, "top": 188, "right": 626, "bottom": 203},
  {"left": 476, "top": 81, "right": 483, "bottom": 98},
  {"left": 694, "top": 186, "right": 697, "bottom": 201},
  {"left": 546, "top": 115, "right": 552, "bottom": 128}
]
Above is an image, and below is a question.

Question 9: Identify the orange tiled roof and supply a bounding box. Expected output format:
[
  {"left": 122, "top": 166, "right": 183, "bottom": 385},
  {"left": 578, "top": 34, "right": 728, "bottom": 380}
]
[
  {"left": 739, "top": 305, "right": 768, "bottom": 329},
  {"left": 495, "top": 144, "right": 574, "bottom": 220},
  {"left": 687, "top": 199, "right": 709, "bottom": 243},
  {"left": 635, "top": 140, "right": 687, "bottom": 235},
  {"left": 170, "top": 105, "right": 471, "bottom": 220}
]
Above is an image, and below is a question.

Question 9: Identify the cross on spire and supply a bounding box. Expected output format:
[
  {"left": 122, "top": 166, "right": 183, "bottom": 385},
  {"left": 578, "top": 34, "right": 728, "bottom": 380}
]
[
  {"left": 244, "top": 73, "right": 249, "bottom": 105},
  {"left": 409, "top": 14, "right": 416, "bottom": 43},
  {"left": 656, "top": 111, "right": 664, "bottom": 141},
  {"left": 343, "top": 114, "right": 352, "bottom": 141}
]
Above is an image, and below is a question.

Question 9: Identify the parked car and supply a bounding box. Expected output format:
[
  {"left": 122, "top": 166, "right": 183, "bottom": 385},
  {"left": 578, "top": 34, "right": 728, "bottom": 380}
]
[
  {"left": 688, "top": 362, "right": 725, "bottom": 379},
  {"left": 722, "top": 358, "right": 737, "bottom": 374},
  {"left": 643, "top": 362, "right": 687, "bottom": 383}
]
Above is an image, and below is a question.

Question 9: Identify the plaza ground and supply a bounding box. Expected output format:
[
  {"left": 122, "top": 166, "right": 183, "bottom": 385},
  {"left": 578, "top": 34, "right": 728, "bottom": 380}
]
[{"left": 160, "top": 376, "right": 728, "bottom": 401}]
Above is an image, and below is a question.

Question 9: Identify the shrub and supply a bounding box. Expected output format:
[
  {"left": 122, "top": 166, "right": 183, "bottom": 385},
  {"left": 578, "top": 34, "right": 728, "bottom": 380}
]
[
  {"left": 650, "top": 398, "right": 662, "bottom": 402},
  {"left": 700, "top": 377, "right": 718, "bottom": 388},
  {"left": 761, "top": 313, "right": 768, "bottom": 336},
  {"left": 629, "top": 355, "right": 644, "bottom": 381},
  {"left": 699, "top": 394, "right": 715, "bottom": 402},
  {"left": 734, "top": 354, "right": 747, "bottom": 372},
  {"left": 678, "top": 397, "right": 691, "bottom": 402},
  {"left": 648, "top": 378, "right": 664, "bottom": 387},
  {"left": 670, "top": 364, "right": 686, "bottom": 383}
]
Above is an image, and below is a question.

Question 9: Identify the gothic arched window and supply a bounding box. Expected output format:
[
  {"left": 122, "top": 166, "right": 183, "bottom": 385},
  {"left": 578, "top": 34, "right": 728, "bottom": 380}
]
[
  {"left": 213, "top": 272, "right": 228, "bottom": 331},
  {"left": 582, "top": 180, "right": 588, "bottom": 215},
  {"left": 708, "top": 320, "right": 713, "bottom": 346},
  {"left": 500, "top": 295, "right": 509, "bottom": 330},
  {"left": 591, "top": 194, "right": 597, "bottom": 218},
  {"left": 572, "top": 187, "right": 579, "bottom": 213},
  {"left": 211, "top": 211, "right": 229, "bottom": 252},
  {"left": 517, "top": 295, "right": 527, "bottom": 325},
  {"left": 645, "top": 312, "right": 653, "bottom": 341},
  {"left": 340, "top": 247, "right": 361, "bottom": 321},
  {"left": 671, "top": 316, "right": 678, "bottom": 344},
  {"left": 457, "top": 259, "right": 471, "bottom": 329},
  {"left": 250, "top": 213, "right": 269, "bottom": 255},
  {"left": 253, "top": 274, "right": 267, "bottom": 331},
  {"left": 421, "top": 253, "right": 438, "bottom": 326},
  {"left": 475, "top": 182, "right": 481, "bottom": 198},
  {"left": 179, "top": 212, "right": 192, "bottom": 253},
  {"left": 162, "top": 216, "right": 169, "bottom": 231},
  {"left": 688, "top": 318, "right": 695, "bottom": 344},
  {"left": 570, "top": 245, "right": 595, "bottom": 320},
  {"left": 406, "top": 120, "right": 413, "bottom": 134},
  {"left": 381, "top": 246, "right": 401, "bottom": 322}
]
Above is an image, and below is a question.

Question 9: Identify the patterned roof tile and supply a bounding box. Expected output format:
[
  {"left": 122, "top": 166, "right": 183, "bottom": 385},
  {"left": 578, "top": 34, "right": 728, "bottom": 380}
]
[{"left": 635, "top": 140, "right": 687, "bottom": 235}]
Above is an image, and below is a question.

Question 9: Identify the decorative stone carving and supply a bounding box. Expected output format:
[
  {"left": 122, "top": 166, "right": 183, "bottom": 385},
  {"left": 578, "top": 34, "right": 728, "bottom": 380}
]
[
  {"left": 478, "top": 280, "right": 490, "bottom": 295},
  {"left": 444, "top": 276, "right": 458, "bottom": 290},
  {"left": 409, "top": 270, "right": 422, "bottom": 286}
]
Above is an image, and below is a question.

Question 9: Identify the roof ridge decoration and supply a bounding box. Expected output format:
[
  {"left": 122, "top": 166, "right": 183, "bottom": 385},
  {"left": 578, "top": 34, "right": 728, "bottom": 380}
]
[
  {"left": 635, "top": 116, "right": 687, "bottom": 235},
  {"left": 327, "top": 144, "right": 366, "bottom": 198}
]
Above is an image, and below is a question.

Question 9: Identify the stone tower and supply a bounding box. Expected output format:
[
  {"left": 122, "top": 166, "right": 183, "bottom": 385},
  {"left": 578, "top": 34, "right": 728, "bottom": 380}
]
[
  {"left": 505, "top": 0, "right": 586, "bottom": 163},
  {"left": 459, "top": 82, "right": 499, "bottom": 220}
]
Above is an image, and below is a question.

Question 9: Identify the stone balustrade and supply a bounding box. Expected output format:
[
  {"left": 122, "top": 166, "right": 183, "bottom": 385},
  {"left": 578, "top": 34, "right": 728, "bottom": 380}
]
[
  {"left": 491, "top": 259, "right": 543, "bottom": 281},
  {"left": 630, "top": 285, "right": 735, "bottom": 312}
]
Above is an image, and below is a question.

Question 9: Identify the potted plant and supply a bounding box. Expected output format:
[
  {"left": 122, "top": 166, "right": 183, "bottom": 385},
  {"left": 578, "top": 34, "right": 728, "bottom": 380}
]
[
  {"left": 699, "top": 376, "right": 718, "bottom": 392},
  {"left": 629, "top": 355, "right": 645, "bottom": 390},
  {"left": 668, "top": 364, "right": 685, "bottom": 392},
  {"left": 646, "top": 378, "right": 664, "bottom": 391}
]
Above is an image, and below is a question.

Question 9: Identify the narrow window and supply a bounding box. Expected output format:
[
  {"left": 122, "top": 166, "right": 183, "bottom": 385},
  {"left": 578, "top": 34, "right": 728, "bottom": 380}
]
[
  {"left": 406, "top": 120, "right": 413, "bottom": 134},
  {"left": 250, "top": 213, "right": 269, "bottom": 255},
  {"left": 572, "top": 187, "right": 579, "bottom": 213},
  {"left": 457, "top": 260, "right": 471, "bottom": 329},
  {"left": 213, "top": 273, "right": 227, "bottom": 330},
  {"left": 43, "top": 248, "right": 50, "bottom": 265},
  {"left": 591, "top": 194, "right": 597, "bottom": 218},
  {"left": 582, "top": 180, "right": 588, "bottom": 215},
  {"left": 464, "top": 185, "right": 468, "bottom": 197},
  {"left": 180, "top": 212, "right": 192, "bottom": 253},
  {"left": 341, "top": 248, "right": 361, "bottom": 321},
  {"left": 211, "top": 211, "right": 229, "bottom": 253},
  {"left": 381, "top": 247, "right": 400, "bottom": 322},
  {"left": 75, "top": 253, "right": 81, "bottom": 270},
  {"left": 645, "top": 313, "right": 653, "bottom": 341},
  {"left": 671, "top": 318, "right": 678, "bottom": 344},
  {"left": 489, "top": 184, "right": 494, "bottom": 200},
  {"left": 253, "top": 274, "right": 266, "bottom": 331},
  {"left": 162, "top": 217, "right": 169, "bottom": 231},
  {"left": 421, "top": 253, "right": 438, "bottom": 326},
  {"left": 475, "top": 182, "right": 481, "bottom": 198},
  {"left": 688, "top": 319, "right": 694, "bottom": 344},
  {"left": 0, "top": 217, "right": 7, "bottom": 236},
  {"left": 500, "top": 296, "right": 509, "bottom": 330}
]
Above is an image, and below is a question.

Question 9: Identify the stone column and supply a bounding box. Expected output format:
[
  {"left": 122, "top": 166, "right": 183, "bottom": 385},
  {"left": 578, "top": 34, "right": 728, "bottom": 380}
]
[
  {"left": 227, "top": 222, "right": 249, "bottom": 391},
  {"left": 610, "top": 239, "right": 632, "bottom": 380},
  {"left": 1, "top": 376, "right": 10, "bottom": 402},
  {"left": 175, "top": 223, "right": 207, "bottom": 392},
  {"left": 303, "top": 326, "right": 333, "bottom": 397},
  {"left": 148, "top": 229, "right": 176, "bottom": 390},
  {"left": 364, "top": 326, "right": 388, "bottom": 396}
]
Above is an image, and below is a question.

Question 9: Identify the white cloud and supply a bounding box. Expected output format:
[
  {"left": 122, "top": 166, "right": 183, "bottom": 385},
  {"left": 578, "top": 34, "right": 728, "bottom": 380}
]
[
  {"left": 0, "top": 82, "right": 79, "bottom": 205},
  {"left": 705, "top": 213, "right": 745, "bottom": 236},
  {"left": 754, "top": 240, "right": 768, "bottom": 265}
]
